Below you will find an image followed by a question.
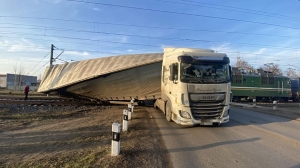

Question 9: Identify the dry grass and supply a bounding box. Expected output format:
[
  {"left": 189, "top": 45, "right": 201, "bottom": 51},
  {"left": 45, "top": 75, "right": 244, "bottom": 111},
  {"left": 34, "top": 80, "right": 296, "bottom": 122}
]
[{"left": 0, "top": 104, "right": 171, "bottom": 168}]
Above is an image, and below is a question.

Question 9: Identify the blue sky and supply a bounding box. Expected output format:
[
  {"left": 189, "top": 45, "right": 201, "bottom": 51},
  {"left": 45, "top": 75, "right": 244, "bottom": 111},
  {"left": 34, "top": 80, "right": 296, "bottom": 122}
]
[{"left": 0, "top": 0, "right": 300, "bottom": 78}]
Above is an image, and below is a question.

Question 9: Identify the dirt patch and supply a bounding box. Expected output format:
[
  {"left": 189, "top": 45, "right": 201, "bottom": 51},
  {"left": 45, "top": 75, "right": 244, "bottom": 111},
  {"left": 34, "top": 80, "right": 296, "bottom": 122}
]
[{"left": 0, "top": 103, "right": 171, "bottom": 167}]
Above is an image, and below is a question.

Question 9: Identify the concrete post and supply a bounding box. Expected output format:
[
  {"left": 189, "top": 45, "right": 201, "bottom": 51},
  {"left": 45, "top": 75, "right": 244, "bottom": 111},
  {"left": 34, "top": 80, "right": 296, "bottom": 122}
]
[
  {"left": 130, "top": 99, "right": 134, "bottom": 112},
  {"left": 123, "top": 110, "right": 128, "bottom": 132},
  {"left": 128, "top": 103, "right": 134, "bottom": 113},
  {"left": 253, "top": 99, "right": 256, "bottom": 107},
  {"left": 127, "top": 106, "right": 132, "bottom": 120},
  {"left": 273, "top": 101, "right": 277, "bottom": 110},
  {"left": 111, "top": 123, "right": 121, "bottom": 156}
]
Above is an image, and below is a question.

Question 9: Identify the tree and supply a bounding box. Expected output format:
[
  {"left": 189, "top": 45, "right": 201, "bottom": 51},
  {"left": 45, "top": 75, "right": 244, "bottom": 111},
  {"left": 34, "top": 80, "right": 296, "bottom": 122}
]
[
  {"left": 12, "top": 63, "right": 25, "bottom": 91},
  {"left": 286, "top": 68, "right": 299, "bottom": 78},
  {"left": 235, "top": 56, "right": 255, "bottom": 72},
  {"left": 259, "top": 63, "right": 283, "bottom": 75}
]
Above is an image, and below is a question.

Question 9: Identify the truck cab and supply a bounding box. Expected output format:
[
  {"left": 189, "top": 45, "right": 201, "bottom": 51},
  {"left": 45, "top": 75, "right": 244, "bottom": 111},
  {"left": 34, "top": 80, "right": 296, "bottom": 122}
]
[{"left": 155, "top": 48, "right": 231, "bottom": 126}]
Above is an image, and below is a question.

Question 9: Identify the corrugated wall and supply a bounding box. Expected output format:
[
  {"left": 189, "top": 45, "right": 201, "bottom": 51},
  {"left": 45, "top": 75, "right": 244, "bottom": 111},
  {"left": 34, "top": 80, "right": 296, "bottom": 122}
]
[{"left": 38, "top": 53, "right": 164, "bottom": 97}]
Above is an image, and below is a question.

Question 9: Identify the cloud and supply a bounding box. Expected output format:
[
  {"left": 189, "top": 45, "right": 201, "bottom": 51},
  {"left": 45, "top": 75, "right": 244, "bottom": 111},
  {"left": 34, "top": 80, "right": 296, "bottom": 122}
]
[
  {"left": 127, "top": 49, "right": 135, "bottom": 52},
  {"left": 93, "top": 8, "right": 100, "bottom": 11},
  {"left": 116, "top": 36, "right": 128, "bottom": 43},
  {"left": 33, "top": 0, "right": 61, "bottom": 4},
  {"left": 0, "top": 38, "right": 47, "bottom": 52},
  {"left": 64, "top": 51, "right": 90, "bottom": 56},
  {"left": 46, "top": 0, "right": 61, "bottom": 4},
  {"left": 252, "top": 48, "right": 267, "bottom": 55},
  {"left": 210, "top": 43, "right": 232, "bottom": 53}
]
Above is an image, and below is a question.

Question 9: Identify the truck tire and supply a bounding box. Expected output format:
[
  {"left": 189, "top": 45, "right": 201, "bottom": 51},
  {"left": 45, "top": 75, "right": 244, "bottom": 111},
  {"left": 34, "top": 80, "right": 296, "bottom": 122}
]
[{"left": 166, "top": 102, "right": 172, "bottom": 122}]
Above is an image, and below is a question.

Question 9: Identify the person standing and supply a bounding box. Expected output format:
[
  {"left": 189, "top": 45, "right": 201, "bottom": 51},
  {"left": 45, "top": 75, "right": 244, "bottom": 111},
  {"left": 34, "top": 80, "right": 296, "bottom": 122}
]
[{"left": 24, "top": 85, "right": 30, "bottom": 100}]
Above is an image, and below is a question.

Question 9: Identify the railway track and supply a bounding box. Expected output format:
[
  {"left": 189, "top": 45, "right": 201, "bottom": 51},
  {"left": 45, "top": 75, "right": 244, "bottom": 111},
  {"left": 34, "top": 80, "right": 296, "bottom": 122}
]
[
  {"left": 0, "top": 96, "right": 101, "bottom": 107},
  {"left": 233, "top": 100, "right": 300, "bottom": 108}
]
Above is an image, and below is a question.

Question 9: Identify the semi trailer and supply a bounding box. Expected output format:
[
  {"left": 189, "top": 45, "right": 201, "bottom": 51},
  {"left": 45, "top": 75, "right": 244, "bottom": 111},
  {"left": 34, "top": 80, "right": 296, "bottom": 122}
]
[{"left": 38, "top": 48, "right": 232, "bottom": 126}]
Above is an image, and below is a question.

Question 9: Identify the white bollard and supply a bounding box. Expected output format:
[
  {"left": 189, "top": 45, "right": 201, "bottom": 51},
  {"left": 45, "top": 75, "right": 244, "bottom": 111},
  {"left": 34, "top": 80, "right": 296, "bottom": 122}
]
[
  {"left": 130, "top": 99, "right": 134, "bottom": 112},
  {"left": 111, "top": 123, "right": 121, "bottom": 156},
  {"left": 127, "top": 107, "right": 132, "bottom": 120},
  {"left": 128, "top": 103, "right": 134, "bottom": 113},
  {"left": 253, "top": 99, "right": 256, "bottom": 107},
  {"left": 123, "top": 110, "right": 128, "bottom": 132},
  {"left": 273, "top": 101, "right": 277, "bottom": 110}
]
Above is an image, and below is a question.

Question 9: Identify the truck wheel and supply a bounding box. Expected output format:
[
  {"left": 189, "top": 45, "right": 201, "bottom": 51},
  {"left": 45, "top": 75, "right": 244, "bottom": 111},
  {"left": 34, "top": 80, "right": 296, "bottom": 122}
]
[{"left": 165, "top": 102, "right": 172, "bottom": 122}]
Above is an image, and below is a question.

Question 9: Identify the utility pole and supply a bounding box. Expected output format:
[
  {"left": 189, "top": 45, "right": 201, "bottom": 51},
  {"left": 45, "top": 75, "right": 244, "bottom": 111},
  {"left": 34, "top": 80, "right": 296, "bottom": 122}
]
[{"left": 50, "top": 44, "right": 54, "bottom": 66}]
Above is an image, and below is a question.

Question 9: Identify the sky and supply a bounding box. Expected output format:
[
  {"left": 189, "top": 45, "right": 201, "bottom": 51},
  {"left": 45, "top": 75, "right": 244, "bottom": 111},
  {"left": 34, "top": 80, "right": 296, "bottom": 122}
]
[{"left": 0, "top": 0, "right": 300, "bottom": 79}]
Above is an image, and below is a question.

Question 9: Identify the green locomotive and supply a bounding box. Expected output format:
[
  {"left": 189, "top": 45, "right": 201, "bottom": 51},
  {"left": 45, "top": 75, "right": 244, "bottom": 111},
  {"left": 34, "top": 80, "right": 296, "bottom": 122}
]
[{"left": 231, "top": 68, "right": 291, "bottom": 102}]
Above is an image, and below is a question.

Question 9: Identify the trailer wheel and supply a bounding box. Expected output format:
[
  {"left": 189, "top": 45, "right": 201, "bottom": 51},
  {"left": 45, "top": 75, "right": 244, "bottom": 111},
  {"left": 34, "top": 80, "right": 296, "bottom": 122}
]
[{"left": 165, "top": 102, "right": 172, "bottom": 122}]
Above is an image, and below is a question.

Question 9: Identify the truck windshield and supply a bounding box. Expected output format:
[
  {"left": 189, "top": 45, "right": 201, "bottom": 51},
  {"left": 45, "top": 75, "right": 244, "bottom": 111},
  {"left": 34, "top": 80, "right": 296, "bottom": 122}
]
[{"left": 180, "top": 63, "right": 231, "bottom": 83}]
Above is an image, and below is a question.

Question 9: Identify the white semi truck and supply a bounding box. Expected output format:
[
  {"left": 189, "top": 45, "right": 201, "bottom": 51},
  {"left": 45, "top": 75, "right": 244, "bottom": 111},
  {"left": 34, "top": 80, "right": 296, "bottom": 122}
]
[
  {"left": 38, "top": 47, "right": 231, "bottom": 126},
  {"left": 154, "top": 48, "right": 232, "bottom": 126}
]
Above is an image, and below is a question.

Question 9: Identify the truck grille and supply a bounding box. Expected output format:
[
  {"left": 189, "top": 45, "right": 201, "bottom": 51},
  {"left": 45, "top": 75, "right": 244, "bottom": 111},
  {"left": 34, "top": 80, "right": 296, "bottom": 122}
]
[
  {"left": 189, "top": 93, "right": 226, "bottom": 120},
  {"left": 191, "top": 104, "right": 224, "bottom": 120}
]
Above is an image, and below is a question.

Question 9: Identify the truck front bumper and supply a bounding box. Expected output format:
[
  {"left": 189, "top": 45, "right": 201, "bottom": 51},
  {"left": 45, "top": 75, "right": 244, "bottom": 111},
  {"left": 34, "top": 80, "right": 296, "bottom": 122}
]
[
  {"left": 174, "top": 115, "right": 229, "bottom": 126},
  {"left": 173, "top": 106, "right": 230, "bottom": 126}
]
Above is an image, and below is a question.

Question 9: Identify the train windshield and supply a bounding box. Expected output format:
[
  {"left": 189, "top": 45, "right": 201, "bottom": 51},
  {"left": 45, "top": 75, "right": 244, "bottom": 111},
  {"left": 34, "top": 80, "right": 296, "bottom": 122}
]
[{"left": 180, "top": 63, "right": 231, "bottom": 83}]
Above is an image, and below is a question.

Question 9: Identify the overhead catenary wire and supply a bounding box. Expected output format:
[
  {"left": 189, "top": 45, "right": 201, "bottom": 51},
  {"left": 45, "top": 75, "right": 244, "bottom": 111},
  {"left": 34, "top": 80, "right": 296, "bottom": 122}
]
[
  {"left": 26, "top": 51, "right": 51, "bottom": 75},
  {"left": 154, "top": 0, "right": 300, "bottom": 22},
  {"left": 1, "top": 4, "right": 300, "bottom": 31},
  {"left": 1, "top": 30, "right": 300, "bottom": 52},
  {"left": 32, "top": 61, "right": 49, "bottom": 75},
  {"left": 1, "top": 32, "right": 300, "bottom": 63},
  {"left": 2, "top": 22, "right": 300, "bottom": 41},
  {"left": 61, "top": 0, "right": 300, "bottom": 31}
]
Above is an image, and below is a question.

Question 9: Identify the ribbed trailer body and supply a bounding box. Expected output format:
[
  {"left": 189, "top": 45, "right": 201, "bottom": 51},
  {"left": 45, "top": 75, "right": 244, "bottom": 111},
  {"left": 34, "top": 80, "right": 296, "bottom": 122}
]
[{"left": 38, "top": 53, "right": 163, "bottom": 101}]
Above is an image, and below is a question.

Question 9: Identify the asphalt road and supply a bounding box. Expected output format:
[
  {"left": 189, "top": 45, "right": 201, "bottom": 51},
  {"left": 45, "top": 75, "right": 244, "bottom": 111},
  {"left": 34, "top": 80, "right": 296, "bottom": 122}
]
[{"left": 150, "top": 106, "right": 300, "bottom": 168}]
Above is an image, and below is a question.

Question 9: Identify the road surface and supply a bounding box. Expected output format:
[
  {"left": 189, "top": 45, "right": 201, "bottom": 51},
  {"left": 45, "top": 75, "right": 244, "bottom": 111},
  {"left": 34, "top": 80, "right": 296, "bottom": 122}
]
[{"left": 150, "top": 106, "right": 300, "bottom": 168}]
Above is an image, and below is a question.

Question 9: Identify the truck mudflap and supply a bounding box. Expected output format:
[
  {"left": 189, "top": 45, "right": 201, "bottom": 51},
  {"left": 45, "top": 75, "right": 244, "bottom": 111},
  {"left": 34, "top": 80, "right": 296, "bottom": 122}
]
[{"left": 174, "top": 115, "right": 230, "bottom": 126}]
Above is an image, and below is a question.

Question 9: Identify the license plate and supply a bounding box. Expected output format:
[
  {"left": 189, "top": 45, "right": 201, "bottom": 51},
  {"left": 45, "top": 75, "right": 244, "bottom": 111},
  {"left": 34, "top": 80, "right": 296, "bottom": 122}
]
[{"left": 201, "top": 122, "right": 213, "bottom": 125}]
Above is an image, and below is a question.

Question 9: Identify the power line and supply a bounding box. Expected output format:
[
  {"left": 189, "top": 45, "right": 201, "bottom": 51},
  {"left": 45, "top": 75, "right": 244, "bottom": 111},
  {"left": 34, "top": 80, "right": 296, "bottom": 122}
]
[
  {"left": 2, "top": 22, "right": 300, "bottom": 41},
  {"left": 26, "top": 51, "right": 50, "bottom": 75},
  {"left": 2, "top": 30, "right": 300, "bottom": 63},
  {"left": 0, "top": 35, "right": 160, "bottom": 53},
  {"left": 32, "top": 61, "right": 48, "bottom": 75},
  {"left": 61, "top": 0, "right": 300, "bottom": 31},
  {"left": 156, "top": 0, "right": 300, "bottom": 22},
  {"left": 2, "top": 30, "right": 300, "bottom": 52}
]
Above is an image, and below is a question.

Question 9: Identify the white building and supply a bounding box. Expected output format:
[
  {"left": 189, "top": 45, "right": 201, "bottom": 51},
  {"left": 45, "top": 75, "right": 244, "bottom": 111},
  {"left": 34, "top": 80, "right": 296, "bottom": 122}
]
[{"left": 0, "top": 74, "right": 39, "bottom": 91}]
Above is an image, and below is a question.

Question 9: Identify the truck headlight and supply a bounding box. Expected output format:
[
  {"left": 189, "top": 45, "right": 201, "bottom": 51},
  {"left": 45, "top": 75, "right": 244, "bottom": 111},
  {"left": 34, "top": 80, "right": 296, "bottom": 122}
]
[
  {"left": 223, "top": 110, "right": 230, "bottom": 117},
  {"left": 179, "top": 110, "right": 191, "bottom": 119}
]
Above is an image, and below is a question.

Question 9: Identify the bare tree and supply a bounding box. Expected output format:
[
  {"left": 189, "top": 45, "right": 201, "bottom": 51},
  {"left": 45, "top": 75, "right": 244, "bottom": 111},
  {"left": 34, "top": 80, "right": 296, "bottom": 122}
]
[
  {"left": 12, "top": 63, "right": 25, "bottom": 91},
  {"left": 235, "top": 56, "right": 255, "bottom": 72},
  {"left": 17, "top": 64, "right": 24, "bottom": 90},
  {"left": 259, "top": 63, "right": 283, "bottom": 75},
  {"left": 12, "top": 63, "right": 18, "bottom": 90},
  {"left": 286, "top": 68, "right": 299, "bottom": 78}
]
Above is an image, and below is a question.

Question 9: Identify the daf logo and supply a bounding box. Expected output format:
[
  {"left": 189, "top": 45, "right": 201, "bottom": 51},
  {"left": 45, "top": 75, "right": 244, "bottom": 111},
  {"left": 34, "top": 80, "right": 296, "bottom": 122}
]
[{"left": 202, "top": 96, "right": 214, "bottom": 99}]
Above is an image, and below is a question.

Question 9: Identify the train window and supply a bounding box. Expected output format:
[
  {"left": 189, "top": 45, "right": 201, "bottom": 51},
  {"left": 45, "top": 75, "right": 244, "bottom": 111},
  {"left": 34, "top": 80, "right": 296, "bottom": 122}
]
[
  {"left": 269, "top": 77, "right": 274, "bottom": 85},
  {"left": 261, "top": 77, "right": 268, "bottom": 85}
]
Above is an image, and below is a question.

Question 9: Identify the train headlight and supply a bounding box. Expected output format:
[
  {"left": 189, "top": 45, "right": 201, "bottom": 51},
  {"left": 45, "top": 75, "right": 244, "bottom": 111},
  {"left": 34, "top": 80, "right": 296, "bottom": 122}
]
[{"left": 179, "top": 110, "right": 191, "bottom": 119}]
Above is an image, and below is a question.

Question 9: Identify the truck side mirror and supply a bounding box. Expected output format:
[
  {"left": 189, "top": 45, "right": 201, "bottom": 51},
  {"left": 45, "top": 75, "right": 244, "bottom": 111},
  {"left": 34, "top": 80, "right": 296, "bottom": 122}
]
[{"left": 169, "top": 63, "right": 178, "bottom": 81}]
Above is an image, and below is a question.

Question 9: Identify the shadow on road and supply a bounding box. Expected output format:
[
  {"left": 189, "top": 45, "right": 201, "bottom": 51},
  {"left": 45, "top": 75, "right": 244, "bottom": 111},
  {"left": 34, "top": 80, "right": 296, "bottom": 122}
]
[{"left": 166, "top": 137, "right": 261, "bottom": 153}]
